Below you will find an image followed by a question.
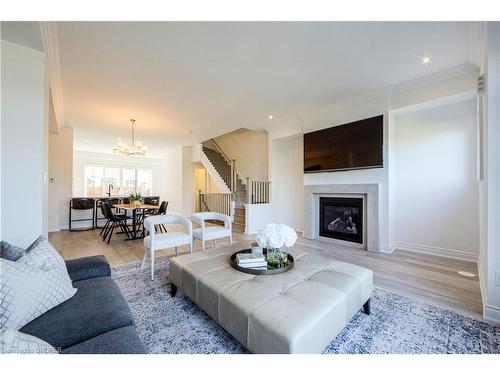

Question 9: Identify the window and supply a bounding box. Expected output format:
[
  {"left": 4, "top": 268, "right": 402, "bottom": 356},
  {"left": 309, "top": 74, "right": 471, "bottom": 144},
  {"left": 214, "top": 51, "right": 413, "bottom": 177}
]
[
  {"left": 84, "top": 165, "right": 153, "bottom": 197},
  {"left": 104, "top": 167, "right": 120, "bottom": 195},
  {"left": 137, "top": 169, "right": 152, "bottom": 196},
  {"left": 121, "top": 168, "right": 136, "bottom": 196},
  {"left": 85, "top": 166, "right": 104, "bottom": 197}
]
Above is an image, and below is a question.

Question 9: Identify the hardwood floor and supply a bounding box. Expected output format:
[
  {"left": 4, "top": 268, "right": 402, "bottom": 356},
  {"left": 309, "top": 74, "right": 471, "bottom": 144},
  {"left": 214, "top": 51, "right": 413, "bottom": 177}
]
[{"left": 49, "top": 227, "right": 483, "bottom": 321}]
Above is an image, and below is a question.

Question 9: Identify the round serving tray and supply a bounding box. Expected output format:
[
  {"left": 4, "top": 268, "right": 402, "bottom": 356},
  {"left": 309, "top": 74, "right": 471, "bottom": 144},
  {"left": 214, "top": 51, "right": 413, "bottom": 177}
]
[{"left": 230, "top": 249, "right": 294, "bottom": 275}]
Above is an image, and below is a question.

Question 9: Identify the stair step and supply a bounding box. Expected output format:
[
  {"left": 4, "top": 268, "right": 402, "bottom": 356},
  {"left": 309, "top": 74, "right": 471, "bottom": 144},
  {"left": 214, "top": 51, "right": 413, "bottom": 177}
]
[
  {"left": 234, "top": 215, "right": 246, "bottom": 225},
  {"left": 232, "top": 222, "right": 245, "bottom": 233},
  {"left": 234, "top": 212, "right": 244, "bottom": 218}
]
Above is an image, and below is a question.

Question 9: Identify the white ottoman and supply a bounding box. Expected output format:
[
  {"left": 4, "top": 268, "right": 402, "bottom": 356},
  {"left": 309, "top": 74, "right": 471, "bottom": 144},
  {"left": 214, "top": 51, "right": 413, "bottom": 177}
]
[{"left": 169, "top": 244, "right": 373, "bottom": 354}]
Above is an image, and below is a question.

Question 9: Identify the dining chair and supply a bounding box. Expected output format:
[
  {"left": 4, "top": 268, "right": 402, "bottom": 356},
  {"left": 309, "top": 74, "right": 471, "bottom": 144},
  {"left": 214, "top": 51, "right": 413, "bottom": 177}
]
[
  {"left": 143, "top": 196, "right": 160, "bottom": 205},
  {"left": 95, "top": 197, "right": 120, "bottom": 228},
  {"left": 141, "top": 201, "right": 169, "bottom": 236},
  {"left": 154, "top": 201, "right": 169, "bottom": 233},
  {"left": 101, "top": 202, "right": 132, "bottom": 244},
  {"left": 191, "top": 212, "right": 232, "bottom": 251},
  {"left": 137, "top": 196, "right": 161, "bottom": 232},
  {"left": 142, "top": 214, "right": 193, "bottom": 280}
]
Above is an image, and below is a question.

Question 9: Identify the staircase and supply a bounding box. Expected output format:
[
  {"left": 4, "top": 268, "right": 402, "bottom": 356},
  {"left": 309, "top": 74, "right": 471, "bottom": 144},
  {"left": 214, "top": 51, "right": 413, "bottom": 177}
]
[
  {"left": 233, "top": 208, "right": 246, "bottom": 233},
  {"left": 199, "top": 138, "right": 271, "bottom": 234},
  {"left": 202, "top": 140, "right": 248, "bottom": 209},
  {"left": 200, "top": 139, "right": 247, "bottom": 232},
  {"left": 202, "top": 147, "right": 234, "bottom": 189}
]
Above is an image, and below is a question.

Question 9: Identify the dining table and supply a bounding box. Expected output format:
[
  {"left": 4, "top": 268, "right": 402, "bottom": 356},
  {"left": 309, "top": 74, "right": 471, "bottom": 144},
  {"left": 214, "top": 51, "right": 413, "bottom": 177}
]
[{"left": 113, "top": 203, "right": 159, "bottom": 240}]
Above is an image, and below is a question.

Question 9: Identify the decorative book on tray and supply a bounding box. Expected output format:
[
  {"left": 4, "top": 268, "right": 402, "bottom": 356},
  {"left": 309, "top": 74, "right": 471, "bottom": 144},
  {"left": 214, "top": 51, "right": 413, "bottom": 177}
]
[{"left": 236, "top": 253, "right": 267, "bottom": 269}]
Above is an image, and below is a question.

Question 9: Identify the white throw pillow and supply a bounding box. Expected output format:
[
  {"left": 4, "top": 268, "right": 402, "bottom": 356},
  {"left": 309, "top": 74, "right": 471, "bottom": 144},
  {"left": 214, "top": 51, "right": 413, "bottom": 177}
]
[
  {"left": 0, "top": 236, "right": 77, "bottom": 329},
  {"left": 0, "top": 327, "right": 58, "bottom": 354}
]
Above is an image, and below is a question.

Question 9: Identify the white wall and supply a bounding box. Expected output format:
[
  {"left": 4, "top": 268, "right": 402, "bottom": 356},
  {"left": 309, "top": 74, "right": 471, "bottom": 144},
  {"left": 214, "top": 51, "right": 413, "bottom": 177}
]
[
  {"left": 394, "top": 99, "right": 479, "bottom": 260},
  {"left": 48, "top": 127, "right": 73, "bottom": 232},
  {"left": 245, "top": 203, "right": 273, "bottom": 235},
  {"left": 1, "top": 40, "right": 47, "bottom": 247},
  {"left": 479, "top": 22, "right": 500, "bottom": 324},
  {"left": 182, "top": 146, "right": 195, "bottom": 217},
  {"left": 214, "top": 128, "right": 269, "bottom": 181},
  {"left": 270, "top": 135, "right": 304, "bottom": 231}
]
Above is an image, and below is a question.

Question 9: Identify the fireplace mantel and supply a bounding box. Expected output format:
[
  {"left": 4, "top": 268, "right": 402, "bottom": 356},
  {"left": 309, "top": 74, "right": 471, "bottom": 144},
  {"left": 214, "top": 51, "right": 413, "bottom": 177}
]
[{"left": 304, "top": 184, "right": 380, "bottom": 252}]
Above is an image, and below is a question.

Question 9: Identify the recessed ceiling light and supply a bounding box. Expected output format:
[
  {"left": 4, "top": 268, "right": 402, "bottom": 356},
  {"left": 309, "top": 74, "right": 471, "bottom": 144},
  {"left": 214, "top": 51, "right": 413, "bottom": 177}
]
[
  {"left": 421, "top": 56, "right": 431, "bottom": 65},
  {"left": 84, "top": 138, "right": 89, "bottom": 142},
  {"left": 268, "top": 115, "right": 274, "bottom": 120},
  {"left": 186, "top": 130, "right": 193, "bottom": 134}
]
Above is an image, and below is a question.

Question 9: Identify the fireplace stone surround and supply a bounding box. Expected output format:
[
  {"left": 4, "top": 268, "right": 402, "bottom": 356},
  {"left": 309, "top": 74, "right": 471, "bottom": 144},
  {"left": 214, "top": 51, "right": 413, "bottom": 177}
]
[{"left": 304, "top": 184, "right": 380, "bottom": 252}]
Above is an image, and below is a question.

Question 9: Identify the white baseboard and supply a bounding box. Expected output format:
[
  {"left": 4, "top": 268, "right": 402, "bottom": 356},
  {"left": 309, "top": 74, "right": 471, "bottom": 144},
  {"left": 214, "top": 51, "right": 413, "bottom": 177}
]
[
  {"left": 477, "top": 256, "right": 487, "bottom": 316},
  {"left": 394, "top": 241, "right": 478, "bottom": 262},
  {"left": 484, "top": 305, "right": 500, "bottom": 326},
  {"left": 380, "top": 244, "right": 395, "bottom": 254}
]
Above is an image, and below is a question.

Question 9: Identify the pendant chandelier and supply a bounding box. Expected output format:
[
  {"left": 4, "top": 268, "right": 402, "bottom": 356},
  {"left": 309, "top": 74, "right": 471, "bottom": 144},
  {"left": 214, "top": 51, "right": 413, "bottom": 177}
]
[{"left": 113, "top": 119, "right": 147, "bottom": 156}]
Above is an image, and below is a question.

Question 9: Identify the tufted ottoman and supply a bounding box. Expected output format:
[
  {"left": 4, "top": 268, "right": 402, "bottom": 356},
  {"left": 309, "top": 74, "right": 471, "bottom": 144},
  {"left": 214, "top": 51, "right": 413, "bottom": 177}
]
[{"left": 169, "top": 243, "right": 373, "bottom": 354}]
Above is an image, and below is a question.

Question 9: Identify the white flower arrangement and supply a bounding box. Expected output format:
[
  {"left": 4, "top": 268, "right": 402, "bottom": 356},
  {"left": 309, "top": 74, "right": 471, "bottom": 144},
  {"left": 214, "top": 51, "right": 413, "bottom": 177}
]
[{"left": 256, "top": 223, "right": 297, "bottom": 249}]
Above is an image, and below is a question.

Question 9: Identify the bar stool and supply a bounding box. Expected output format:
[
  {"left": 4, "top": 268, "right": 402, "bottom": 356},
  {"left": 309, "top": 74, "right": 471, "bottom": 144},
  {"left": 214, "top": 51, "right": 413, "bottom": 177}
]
[{"left": 69, "top": 198, "right": 96, "bottom": 231}]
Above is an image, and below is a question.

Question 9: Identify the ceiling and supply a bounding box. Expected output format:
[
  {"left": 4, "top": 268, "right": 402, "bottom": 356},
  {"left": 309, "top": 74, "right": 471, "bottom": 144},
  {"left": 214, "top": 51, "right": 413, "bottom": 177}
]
[
  {"left": 1, "top": 21, "right": 43, "bottom": 51},
  {"left": 3, "top": 22, "right": 477, "bottom": 158}
]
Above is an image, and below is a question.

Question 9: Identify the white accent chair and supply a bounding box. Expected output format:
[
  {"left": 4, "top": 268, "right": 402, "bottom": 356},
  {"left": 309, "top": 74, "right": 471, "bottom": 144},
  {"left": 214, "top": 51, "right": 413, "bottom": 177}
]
[
  {"left": 191, "top": 212, "right": 232, "bottom": 251},
  {"left": 142, "top": 214, "right": 193, "bottom": 280}
]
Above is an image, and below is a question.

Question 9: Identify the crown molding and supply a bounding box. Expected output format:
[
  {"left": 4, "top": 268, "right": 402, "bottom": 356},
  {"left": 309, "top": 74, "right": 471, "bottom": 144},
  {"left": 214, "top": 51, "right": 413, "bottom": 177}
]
[
  {"left": 391, "top": 63, "right": 478, "bottom": 96},
  {"left": 299, "top": 63, "right": 479, "bottom": 127},
  {"left": 40, "top": 21, "right": 65, "bottom": 131}
]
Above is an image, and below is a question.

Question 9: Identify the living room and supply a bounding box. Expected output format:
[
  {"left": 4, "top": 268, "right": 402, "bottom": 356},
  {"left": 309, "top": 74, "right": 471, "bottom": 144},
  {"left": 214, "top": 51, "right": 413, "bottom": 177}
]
[{"left": 1, "top": 1, "right": 499, "bottom": 372}]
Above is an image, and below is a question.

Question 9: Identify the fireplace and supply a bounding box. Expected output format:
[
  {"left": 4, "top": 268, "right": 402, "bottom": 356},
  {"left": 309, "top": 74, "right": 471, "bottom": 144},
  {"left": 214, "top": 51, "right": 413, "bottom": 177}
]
[{"left": 319, "top": 197, "right": 363, "bottom": 244}]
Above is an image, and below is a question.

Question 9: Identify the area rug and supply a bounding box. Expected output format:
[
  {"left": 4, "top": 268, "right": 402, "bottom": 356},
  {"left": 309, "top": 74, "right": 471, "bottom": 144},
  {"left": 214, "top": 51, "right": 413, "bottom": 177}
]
[{"left": 112, "top": 256, "right": 500, "bottom": 354}]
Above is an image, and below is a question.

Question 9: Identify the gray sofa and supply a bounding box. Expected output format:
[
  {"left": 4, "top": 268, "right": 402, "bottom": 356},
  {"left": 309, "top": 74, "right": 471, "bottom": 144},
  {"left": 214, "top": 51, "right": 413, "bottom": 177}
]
[{"left": 19, "top": 255, "right": 147, "bottom": 354}]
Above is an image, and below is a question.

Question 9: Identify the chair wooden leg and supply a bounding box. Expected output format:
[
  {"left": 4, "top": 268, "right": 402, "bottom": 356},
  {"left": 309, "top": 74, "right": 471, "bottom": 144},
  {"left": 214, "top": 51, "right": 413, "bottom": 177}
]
[
  {"left": 161, "top": 224, "right": 167, "bottom": 233},
  {"left": 213, "top": 239, "right": 216, "bottom": 249},
  {"left": 175, "top": 246, "right": 178, "bottom": 256}
]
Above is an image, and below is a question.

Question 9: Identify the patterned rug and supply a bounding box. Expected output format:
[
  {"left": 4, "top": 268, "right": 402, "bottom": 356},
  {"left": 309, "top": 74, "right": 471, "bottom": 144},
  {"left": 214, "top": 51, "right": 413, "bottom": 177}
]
[{"left": 112, "top": 256, "right": 500, "bottom": 354}]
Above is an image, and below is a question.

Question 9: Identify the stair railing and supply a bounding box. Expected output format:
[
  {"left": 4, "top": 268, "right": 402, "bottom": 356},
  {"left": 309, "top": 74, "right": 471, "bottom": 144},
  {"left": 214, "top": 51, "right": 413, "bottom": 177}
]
[
  {"left": 245, "top": 178, "right": 271, "bottom": 204},
  {"left": 201, "top": 138, "right": 237, "bottom": 191},
  {"left": 198, "top": 191, "right": 210, "bottom": 212},
  {"left": 198, "top": 190, "right": 234, "bottom": 217}
]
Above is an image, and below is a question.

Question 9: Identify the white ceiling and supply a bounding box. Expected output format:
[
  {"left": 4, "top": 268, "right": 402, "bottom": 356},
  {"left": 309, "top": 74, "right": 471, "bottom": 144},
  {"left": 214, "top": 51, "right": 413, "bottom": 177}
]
[
  {"left": 5, "top": 22, "right": 479, "bottom": 157},
  {"left": 1, "top": 21, "right": 44, "bottom": 51}
]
